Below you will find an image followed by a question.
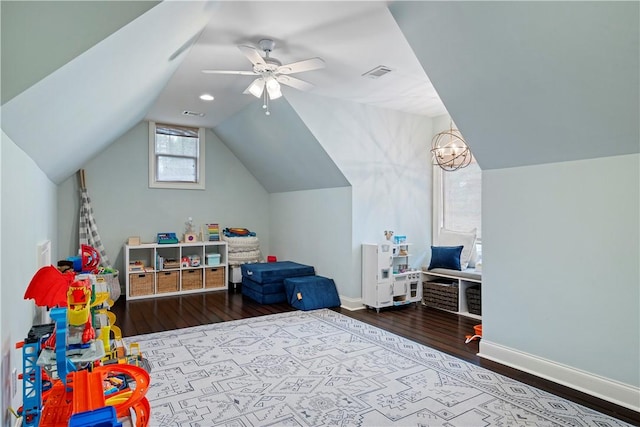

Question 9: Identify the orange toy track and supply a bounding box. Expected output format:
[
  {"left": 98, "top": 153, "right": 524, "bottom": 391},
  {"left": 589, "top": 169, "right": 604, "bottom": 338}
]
[
  {"left": 94, "top": 364, "right": 150, "bottom": 420},
  {"left": 39, "top": 365, "right": 151, "bottom": 427},
  {"left": 131, "top": 395, "right": 152, "bottom": 427}
]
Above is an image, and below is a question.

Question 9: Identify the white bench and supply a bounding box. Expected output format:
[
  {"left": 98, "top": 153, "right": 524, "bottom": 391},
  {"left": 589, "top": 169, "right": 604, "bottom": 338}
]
[{"left": 422, "top": 267, "right": 482, "bottom": 318}]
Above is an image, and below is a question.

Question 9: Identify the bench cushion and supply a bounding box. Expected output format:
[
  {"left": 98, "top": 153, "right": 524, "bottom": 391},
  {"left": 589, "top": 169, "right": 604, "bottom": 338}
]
[
  {"left": 427, "top": 267, "right": 482, "bottom": 282},
  {"left": 284, "top": 276, "right": 341, "bottom": 311}
]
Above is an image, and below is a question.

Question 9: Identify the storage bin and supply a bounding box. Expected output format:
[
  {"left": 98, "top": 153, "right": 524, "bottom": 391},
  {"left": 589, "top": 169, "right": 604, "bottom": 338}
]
[
  {"left": 206, "top": 253, "right": 221, "bottom": 266},
  {"left": 466, "top": 285, "right": 482, "bottom": 315},
  {"left": 422, "top": 280, "right": 458, "bottom": 312},
  {"left": 129, "top": 273, "right": 154, "bottom": 297},
  {"left": 181, "top": 269, "right": 203, "bottom": 290},
  {"left": 157, "top": 271, "right": 178, "bottom": 293},
  {"left": 205, "top": 267, "right": 225, "bottom": 288}
]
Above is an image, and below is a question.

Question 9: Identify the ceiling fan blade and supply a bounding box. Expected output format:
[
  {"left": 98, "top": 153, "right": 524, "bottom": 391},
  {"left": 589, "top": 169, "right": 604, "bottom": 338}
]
[
  {"left": 238, "top": 44, "right": 266, "bottom": 66},
  {"left": 201, "top": 70, "right": 258, "bottom": 76},
  {"left": 277, "top": 57, "right": 325, "bottom": 75},
  {"left": 276, "top": 75, "right": 315, "bottom": 91}
]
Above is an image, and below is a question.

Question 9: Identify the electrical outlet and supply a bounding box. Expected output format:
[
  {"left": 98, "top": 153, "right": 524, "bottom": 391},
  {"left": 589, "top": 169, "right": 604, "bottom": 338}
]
[{"left": 11, "top": 368, "right": 17, "bottom": 398}]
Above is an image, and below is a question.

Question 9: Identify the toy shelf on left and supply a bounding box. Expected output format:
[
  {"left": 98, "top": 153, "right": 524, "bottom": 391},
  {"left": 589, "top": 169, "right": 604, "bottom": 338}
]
[{"left": 124, "top": 241, "right": 228, "bottom": 300}]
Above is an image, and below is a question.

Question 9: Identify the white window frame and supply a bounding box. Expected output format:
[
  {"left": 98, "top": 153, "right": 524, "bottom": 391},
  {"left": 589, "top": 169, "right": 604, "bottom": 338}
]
[
  {"left": 148, "top": 121, "right": 205, "bottom": 190},
  {"left": 432, "top": 165, "right": 446, "bottom": 244},
  {"left": 431, "top": 162, "right": 482, "bottom": 247}
]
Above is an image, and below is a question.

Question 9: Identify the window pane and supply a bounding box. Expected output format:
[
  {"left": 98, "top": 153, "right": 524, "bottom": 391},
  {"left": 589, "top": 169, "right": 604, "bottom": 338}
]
[
  {"left": 157, "top": 156, "right": 196, "bottom": 182},
  {"left": 443, "top": 161, "right": 482, "bottom": 238},
  {"left": 155, "top": 134, "right": 198, "bottom": 156}
]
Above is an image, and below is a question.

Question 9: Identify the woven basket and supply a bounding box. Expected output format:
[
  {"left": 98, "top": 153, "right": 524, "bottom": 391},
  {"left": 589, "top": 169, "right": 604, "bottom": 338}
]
[
  {"left": 129, "top": 273, "right": 154, "bottom": 297},
  {"left": 181, "top": 269, "right": 203, "bottom": 291},
  {"left": 205, "top": 267, "right": 225, "bottom": 289},
  {"left": 422, "top": 281, "right": 458, "bottom": 311},
  {"left": 157, "top": 271, "right": 179, "bottom": 293},
  {"left": 466, "top": 285, "right": 482, "bottom": 315}
]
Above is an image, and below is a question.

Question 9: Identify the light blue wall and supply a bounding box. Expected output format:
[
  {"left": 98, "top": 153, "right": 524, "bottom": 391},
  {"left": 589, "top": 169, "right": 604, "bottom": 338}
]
[
  {"left": 213, "top": 99, "right": 350, "bottom": 193},
  {"left": 1, "top": 131, "right": 58, "bottom": 421},
  {"left": 287, "top": 92, "right": 433, "bottom": 301},
  {"left": 1, "top": 1, "right": 159, "bottom": 104},
  {"left": 482, "top": 153, "right": 640, "bottom": 387},
  {"left": 56, "top": 121, "right": 271, "bottom": 283},
  {"left": 269, "top": 187, "right": 352, "bottom": 298}
]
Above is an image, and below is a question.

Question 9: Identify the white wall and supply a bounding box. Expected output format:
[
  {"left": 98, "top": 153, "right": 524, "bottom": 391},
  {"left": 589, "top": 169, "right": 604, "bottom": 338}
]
[
  {"left": 269, "top": 187, "right": 352, "bottom": 298},
  {"left": 480, "top": 153, "right": 640, "bottom": 408},
  {"left": 1, "top": 130, "right": 58, "bottom": 424},
  {"left": 57, "top": 121, "right": 270, "bottom": 285},
  {"left": 287, "top": 92, "right": 433, "bottom": 302}
]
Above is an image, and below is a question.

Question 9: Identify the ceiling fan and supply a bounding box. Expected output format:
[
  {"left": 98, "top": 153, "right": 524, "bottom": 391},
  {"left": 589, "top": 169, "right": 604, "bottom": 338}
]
[{"left": 202, "top": 39, "right": 325, "bottom": 114}]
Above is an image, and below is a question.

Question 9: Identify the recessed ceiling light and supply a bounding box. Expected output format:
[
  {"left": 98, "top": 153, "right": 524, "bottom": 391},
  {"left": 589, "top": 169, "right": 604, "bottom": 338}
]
[{"left": 199, "top": 93, "right": 214, "bottom": 101}]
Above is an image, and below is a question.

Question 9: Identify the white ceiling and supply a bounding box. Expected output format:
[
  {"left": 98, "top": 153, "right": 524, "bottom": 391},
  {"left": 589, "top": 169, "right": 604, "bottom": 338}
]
[
  {"left": 2, "top": 1, "right": 636, "bottom": 186},
  {"left": 145, "top": 1, "right": 447, "bottom": 129}
]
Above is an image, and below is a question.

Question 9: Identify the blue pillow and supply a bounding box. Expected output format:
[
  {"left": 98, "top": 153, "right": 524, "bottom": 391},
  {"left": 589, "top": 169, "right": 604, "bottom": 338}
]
[{"left": 428, "top": 245, "right": 464, "bottom": 271}]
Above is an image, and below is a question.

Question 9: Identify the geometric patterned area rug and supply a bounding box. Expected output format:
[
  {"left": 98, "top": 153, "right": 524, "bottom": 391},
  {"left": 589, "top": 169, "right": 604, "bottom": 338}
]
[{"left": 125, "top": 309, "right": 632, "bottom": 426}]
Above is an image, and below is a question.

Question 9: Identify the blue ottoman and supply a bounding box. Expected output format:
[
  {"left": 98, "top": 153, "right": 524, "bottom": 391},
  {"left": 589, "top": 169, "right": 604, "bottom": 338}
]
[
  {"left": 283, "top": 275, "right": 341, "bottom": 310},
  {"left": 241, "top": 261, "right": 315, "bottom": 304}
]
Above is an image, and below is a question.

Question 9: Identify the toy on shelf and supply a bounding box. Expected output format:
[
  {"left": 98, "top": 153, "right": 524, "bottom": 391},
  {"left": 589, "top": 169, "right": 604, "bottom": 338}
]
[
  {"left": 157, "top": 232, "right": 179, "bottom": 244},
  {"left": 184, "top": 217, "right": 198, "bottom": 243},
  {"left": 189, "top": 254, "right": 201, "bottom": 267},
  {"left": 205, "top": 223, "right": 220, "bottom": 241}
]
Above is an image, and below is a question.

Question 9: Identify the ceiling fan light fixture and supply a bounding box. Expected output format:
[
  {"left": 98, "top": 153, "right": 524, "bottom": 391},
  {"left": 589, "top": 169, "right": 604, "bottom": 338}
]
[
  {"left": 247, "top": 79, "right": 265, "bottom": 98},
  {"left": 203, "top": 38, "right": 326, "bottom": 116},
  {"left": 266, "top": 77, "right": 282, "bottom": 100}
]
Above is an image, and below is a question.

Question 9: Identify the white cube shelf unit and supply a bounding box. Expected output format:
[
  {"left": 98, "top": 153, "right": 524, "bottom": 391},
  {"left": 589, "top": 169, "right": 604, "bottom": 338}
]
[
  {"left": 422, "top": 269, "right": 482, "bottom": 320},
  {"left": 124, "top": 241, "right": 228, "bottom": 300}
]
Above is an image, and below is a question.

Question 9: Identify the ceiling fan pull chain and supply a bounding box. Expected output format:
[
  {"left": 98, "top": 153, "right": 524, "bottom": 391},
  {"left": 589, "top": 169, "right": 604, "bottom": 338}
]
[{"left": 263, "top": 88, "right": 271, "bottom": 116}]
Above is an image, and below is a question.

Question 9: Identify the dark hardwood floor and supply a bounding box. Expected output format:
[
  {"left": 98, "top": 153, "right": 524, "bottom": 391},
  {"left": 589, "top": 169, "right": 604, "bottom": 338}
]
[{"left": 110, "top": 287, "right": 640, "bottom": 425}]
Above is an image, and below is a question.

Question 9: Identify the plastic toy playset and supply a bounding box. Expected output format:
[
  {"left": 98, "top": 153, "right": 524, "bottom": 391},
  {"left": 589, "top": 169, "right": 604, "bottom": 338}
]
[{"left": 16, "top": 246, "right": 151, "bottom": 427}]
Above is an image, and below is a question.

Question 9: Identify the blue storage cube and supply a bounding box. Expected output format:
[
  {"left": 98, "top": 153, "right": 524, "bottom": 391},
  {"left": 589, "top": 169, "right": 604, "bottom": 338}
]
[
  {"left": 283, "top": 276, "right": 341, "bottom": 311},
  {"left": 241, "top": 261, "right": 314, "bottom": 283},
  {"left": 242, "top": 278, "right": 288, "bottom": 304}
]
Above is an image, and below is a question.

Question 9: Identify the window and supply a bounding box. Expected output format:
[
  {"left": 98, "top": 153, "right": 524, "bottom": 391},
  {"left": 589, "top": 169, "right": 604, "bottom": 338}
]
[
  {"left": 149, "top": 122, "right": 205, "bottom": 190},
  {"left": 433, "top": 158, "right": 482, "bottom": 242}
]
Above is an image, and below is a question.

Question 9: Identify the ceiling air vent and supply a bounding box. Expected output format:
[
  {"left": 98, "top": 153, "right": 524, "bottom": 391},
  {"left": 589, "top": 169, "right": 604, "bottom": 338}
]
[
  {"left": 182, "top": 110, "right": 204, "bottom": 117},
  {"left": 362, "top": 65, "right": 393, "bottom": 79}
]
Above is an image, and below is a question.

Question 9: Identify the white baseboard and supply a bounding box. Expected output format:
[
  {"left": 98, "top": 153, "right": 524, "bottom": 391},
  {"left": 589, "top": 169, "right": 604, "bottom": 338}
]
[
  {"left": 479, "top": 340, "right": 640, "bottom": 412},
  {"left": 339, "top": 296, "right": 365, "bottom": 311}
]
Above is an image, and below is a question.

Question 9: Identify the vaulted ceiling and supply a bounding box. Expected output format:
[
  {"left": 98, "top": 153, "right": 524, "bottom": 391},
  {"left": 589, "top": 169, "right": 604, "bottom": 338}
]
[{"left": 1, "top": 1, "right": 638, "bottom": 187}]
